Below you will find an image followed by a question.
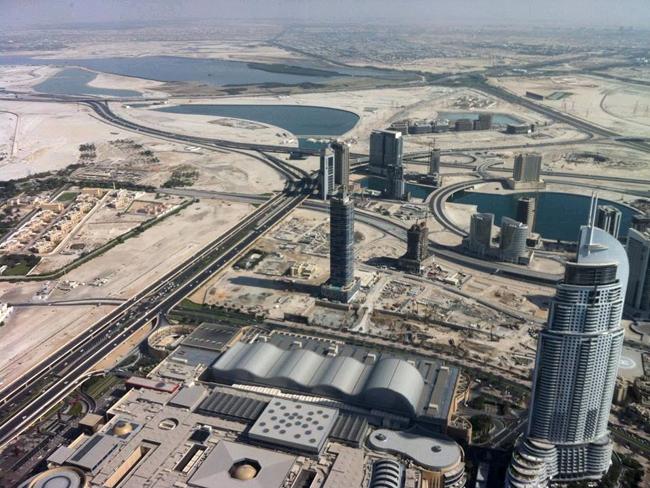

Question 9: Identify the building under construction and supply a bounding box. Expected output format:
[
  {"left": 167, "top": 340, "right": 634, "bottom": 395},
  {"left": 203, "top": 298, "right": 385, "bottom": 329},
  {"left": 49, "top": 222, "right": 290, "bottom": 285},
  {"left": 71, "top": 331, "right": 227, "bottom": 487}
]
[{"left": 399, "top": 221, "right": 431, "bottom": 274}]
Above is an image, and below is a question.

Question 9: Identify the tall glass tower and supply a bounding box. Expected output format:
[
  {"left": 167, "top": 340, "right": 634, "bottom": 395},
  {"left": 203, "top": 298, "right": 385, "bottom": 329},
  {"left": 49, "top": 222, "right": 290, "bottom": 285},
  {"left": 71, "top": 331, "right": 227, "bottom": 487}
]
[
  {"left": 507, "top": 200, "right": 629, "bottom": 487},
  {"left": 321, "top": 189, "right": 359, "bottom": 302}
]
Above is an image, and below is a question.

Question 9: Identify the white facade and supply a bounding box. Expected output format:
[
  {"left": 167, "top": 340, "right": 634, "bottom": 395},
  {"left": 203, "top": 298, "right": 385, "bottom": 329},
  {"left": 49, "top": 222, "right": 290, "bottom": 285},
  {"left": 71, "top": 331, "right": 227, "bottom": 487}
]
[
  {"left": 319, "top": 149, "right": 336, "bottom": 200},
  {"left": 507, "top": 224, "right": 628, "bottom": 487}
]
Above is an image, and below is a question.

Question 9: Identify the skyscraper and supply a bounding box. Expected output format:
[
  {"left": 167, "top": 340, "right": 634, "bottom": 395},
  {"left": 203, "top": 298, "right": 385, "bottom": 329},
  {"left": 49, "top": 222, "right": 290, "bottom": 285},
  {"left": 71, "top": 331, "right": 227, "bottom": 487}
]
[
  {"left": 499, "top": 217, "right": 528, "bottom": 263},
  {"left": 429, "top": 148, "right": 441, "bottom": 176},
  {"left": 369, "top": 130, "right": 403, "bottom": 175},
  {"left": 507, "top": 204, "right": 629, "bottom": 487},
  {"left": 321, "top": 189, "right": 359, "bottom": 303},
  {"left": 508, "top": 153, "right": 545, "bottom": 190},
  {"left": 513, "top": 153, "right": 542, "bottom": 181},
  {"left": 467, "top": 213, "right": 494, "bottom": 257},
  {"left": 386, "top": 164, "right": 406, "bottom": 200},
  {"left": 595, "top": 205, "right": 622, "bottom": 239},
  {"left": 331, "top": 141, "right": 350, "bottom": 188},
  {"left": 515, "top": 196, "right": 536, "bottom": 233},
  {"left": 631, "top": 214, "right": 650, "bottom": 233},
  {"left": 625, "top": 228, "right": 650, "bottom": 315},
  {"left": 319, "top": 148, "right": 335, "bottom": 200},
  {"left": 474, "top": 113, "right": 492, "bottom": 131},
  {"left": 399, "top": 221, "right": 429, "bottom": 273}
]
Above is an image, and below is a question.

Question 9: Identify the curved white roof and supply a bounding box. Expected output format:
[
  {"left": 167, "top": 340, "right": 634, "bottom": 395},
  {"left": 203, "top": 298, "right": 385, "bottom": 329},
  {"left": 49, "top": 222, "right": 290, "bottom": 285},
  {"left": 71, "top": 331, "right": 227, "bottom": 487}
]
[
  {"left": 577, "top": 225, "right": 629, "bottom": 295},
  {"left": 211, "top": 342, "right": 426, "bottom": 416},
  {"left": 363, "top": 358, "right": 425, "bottom": 415}
]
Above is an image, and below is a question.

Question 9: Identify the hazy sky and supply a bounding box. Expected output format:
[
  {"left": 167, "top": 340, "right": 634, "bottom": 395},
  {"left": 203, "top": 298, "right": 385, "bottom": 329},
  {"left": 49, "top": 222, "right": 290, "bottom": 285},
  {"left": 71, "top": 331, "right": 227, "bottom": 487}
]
[{"left": 1, "top": 0, "right": 650, "bottom": 28}]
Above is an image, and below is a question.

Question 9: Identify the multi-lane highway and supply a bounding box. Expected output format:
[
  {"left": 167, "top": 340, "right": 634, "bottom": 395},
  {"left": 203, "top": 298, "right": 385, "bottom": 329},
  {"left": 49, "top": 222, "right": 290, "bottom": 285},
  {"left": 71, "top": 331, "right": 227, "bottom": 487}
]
[
  {"left": 84, "top": 100, "right": 318, "bottom": 156},
  {"left": 0, "top": 161, "right": 312, "bottom": 449},
  {"left": 159, "top": 185, "right": 561, "bottom": 285},
  {"left": 474, "top": 79, "right": 650, "bottom": 154},
  {"left": 0, "top": 73, "right": 641, "bottom": 449},
  {"left": 428, "top": 177, "right": 502, "bottom": 238}
]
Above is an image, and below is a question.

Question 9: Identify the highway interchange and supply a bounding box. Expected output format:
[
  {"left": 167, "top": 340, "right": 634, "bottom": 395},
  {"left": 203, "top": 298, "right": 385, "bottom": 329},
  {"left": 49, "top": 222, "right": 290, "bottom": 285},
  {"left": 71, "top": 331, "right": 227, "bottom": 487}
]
[
  {"left": 0, "top": 70, "right": 648, "bottom": 452},
  {"left": 0, "top": 151, "right": 312, "bottom": 449}
]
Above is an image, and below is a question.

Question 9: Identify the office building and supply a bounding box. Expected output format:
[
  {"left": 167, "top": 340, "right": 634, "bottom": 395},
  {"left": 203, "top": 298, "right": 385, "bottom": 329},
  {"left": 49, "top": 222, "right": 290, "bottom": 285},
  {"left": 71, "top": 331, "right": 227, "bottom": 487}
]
[
  {"left": 595, "top": 205, "right": 622, "bottom": 239},
  {"left": 386, "top": 164, "right": 406, "bottom": 200},
  {"left": 321, "top": 189, "right": 359, "bottom": 302},
  {"left": 631, "top": 214, "right": 650, "bottom": 233},
  {"left": 508, "top": 153, "right": 545, "bottom": 190},
  {"left": 499, "top": 217, "right": 529, "bottom": 264},
  {"left": 506, "top": 124, "right": 531, "bottom": 135},
  {"left": 507, "top": 211, "right": 629, "bottom": 486},
  {"left": 319, "top": 148, "right": 335, "bottom": 200},
  {"left": 474, "top": 113, "right": 492, "bottom": 131},
  {"left": 513, "top": 153, "right": 542, "bottom": 181},
  {"left": 331, "top": 141, "right": 350, "bottom": 189},
  {"left": 515, "top": 196, "right": 536, "bottom": 233},
  {"left": 408, "top": 121, "right": 433, "bottom": 134},
  {"left": 429, "top": 148, "right": 441, "bottom": 175},
  {"left": 369, "top": 130, "right": 403, "bottom": 175},
  {"left": 399, "top": 222, "right": 430, "bottom": 274},
  {"left": 454, "top": 119, "right": 474, "bottom": 132},
  {"left": 626, "top": 228, "right": 650, "bottom": 315},
  {"left": 467, "top": 213, "right": 494, "bottom": 257}
]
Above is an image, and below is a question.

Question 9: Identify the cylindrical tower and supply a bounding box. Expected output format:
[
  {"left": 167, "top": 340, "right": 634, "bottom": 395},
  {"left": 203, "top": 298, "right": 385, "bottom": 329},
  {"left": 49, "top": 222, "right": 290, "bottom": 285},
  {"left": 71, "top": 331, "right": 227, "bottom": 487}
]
[{"left": 499, "top": 217, "right": 528, "bottom": 262}]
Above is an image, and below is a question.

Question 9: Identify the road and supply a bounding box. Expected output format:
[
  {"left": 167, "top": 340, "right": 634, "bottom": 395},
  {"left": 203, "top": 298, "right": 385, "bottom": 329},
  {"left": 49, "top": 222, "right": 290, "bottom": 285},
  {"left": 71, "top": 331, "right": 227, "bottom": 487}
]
[
  {"left": 0, "top": 163, "right": 312, "bottom": 449},
  {"left": 159, "top": 186, "right": 561, "bottom": 285},
  {"left": 84, "top": 100, "right": 317, "bottom": 156},
  {"left": 1, "top": 75, "right": 641, "bottom": 450},
  {"left": 83, "top": 95, "right": 568, "bottom": 287},
  {"left": 475, "top": 79, "right": 650, "bottom": 154},
  {"left": 428, "top": 177, "right": 501, "bottom": 237}
]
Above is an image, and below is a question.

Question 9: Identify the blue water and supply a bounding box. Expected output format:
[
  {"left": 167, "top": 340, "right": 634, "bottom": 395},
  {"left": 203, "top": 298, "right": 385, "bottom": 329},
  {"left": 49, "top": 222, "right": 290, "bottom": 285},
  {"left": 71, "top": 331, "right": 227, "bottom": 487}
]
[
  {"left": 0, "top": 55, "right": 416, "bottom": 89},
  {"left": 449, "top": 190, "right": 637, "bottom": 241},
  {"left": 0, "top": 55, "right": 346, "bottom": 87},
  {"left": 438, "top": 111, "right": 522, "bottom": 125},
  {"left": 33, "top": 68, "right": 141, "bottom": 97},
  {"left": 359, "top": 176, "right": 433, "bottom": 200},
  {"left": 155, "top": 104, "right": 360, "bottom": 137}
]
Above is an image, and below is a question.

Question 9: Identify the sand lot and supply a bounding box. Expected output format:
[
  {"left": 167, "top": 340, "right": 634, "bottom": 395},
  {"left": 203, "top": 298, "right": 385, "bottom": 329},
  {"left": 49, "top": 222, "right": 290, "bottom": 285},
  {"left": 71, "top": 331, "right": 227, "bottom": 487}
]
[
  {"left": 117, "top": 85, "right": 562, "bottom": 156},
  {"left": 88, "top": 71, "right": 165, "bottom": 96},
  {"left": 490, "top": 142, "right": 650, "bottom": 181},
  {"left": 0, "top": 65, "right": 59, "bottom": 92},
  {"left": 15, "top": 40, "right": 302, "bottom": 64},
  {"left": 112, "top": 101, "right": 293, "bottom": 147},
  {"left": 0, "top": 199, "right": 254, "bottom": 381},
  {"left": 0, "top": 100, "right": 286, "bottom": 193},
  {"left": 0, "top": 100, "right": 139, "bottom": 180},
  {"left": 188, "top": 207, "right": 406, "bottom": 312},
  {"left": 493, "top": 75, "right": 650, "bottom": 137},
  {"left": 45, "top": 199, "right": 254, "bottom": 300}
]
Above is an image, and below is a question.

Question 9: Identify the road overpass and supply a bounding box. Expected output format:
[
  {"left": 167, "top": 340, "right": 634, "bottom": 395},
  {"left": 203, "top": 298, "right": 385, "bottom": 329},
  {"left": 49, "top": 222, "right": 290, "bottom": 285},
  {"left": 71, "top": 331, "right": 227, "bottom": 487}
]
[{"left": 0, "top": 161, "right": 312, "bottom": 450}]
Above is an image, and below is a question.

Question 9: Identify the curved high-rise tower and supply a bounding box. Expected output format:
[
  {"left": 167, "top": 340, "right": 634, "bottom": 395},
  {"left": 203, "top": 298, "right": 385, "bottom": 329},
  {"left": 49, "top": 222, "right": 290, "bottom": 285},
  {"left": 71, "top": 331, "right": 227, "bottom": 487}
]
[{"left": 507, "top": 211, "right": 629, "bottom": 487}]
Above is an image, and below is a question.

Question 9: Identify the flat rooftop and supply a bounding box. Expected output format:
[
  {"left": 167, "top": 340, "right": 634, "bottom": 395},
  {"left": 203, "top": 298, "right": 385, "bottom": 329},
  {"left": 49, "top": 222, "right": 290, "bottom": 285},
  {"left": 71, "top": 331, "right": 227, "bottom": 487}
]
[{"left": 248, "top": 398, "right": 338, "bottom": 454}]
